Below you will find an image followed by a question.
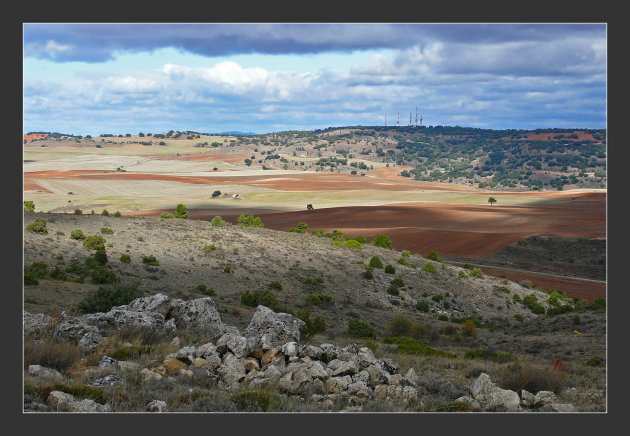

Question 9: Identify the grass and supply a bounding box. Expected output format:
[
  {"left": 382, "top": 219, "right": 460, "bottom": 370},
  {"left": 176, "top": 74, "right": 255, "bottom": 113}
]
[
  {"left": 24, "top": 340, "right": 83, "bottom": 373},
  {"left": 464, "top": 348, "right": 516, "bottom": 363},
  {"left": 383, "top": 336, "right": 457, "bottom": 358}
]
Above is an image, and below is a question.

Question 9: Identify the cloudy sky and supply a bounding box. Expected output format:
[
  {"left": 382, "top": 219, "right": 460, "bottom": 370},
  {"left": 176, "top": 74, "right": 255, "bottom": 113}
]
[{"left": 23, "top": 23, "right": 606, "bottom": 135}]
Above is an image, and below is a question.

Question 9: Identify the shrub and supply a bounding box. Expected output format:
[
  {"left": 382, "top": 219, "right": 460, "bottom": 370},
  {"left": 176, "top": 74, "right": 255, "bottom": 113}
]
[
  {"left": 512, "top": 294, "right": 521, "bottom": 302},
  {"left": 240, "top": 290, "right": 281, "bottom": 311},
  {"left": 210, "top": 216, "right": 225, "bottom": 227},
  {"left": 513, "top": 314, "right": 523, "bottom": 322},
  {"left": 23, "top": 200, "right": 35, "bottom": 212},
  {"left": 438, "top": 315, "right": 448, "bottom": 321},
  {"left": 142, "top": 255, "right": 159, "bottom": 266},
  {"left": 386, "top": 315, "right": 426, "bottom": 338},
  {"left": 289, "top": 221, "right": 308, "bottom": 233},
  {"left": 593, "top": 298, "right": 606, "bottom": 310},
  {"left": 401, "top": 250, "right": 411, "bottom": 258},
  {"left": 304, "top": 276, "right": 324, "bottom": 286},
  {"left": 224, "top": 265, "right": 231, "bottom": 273},
  {"left": 174, "top": 203, "right": 188, "bottom": 219},
  {"left": 371, "top": 234, "right": 392, "bottom": 249},
  {"left": 522, "top": 294, "right": 545, "bottom": 314},
  {"left": 416, "top": 300, "right": 430, "bottom": 312},
  {"left": 397, "top": 257, "right": 416, "bottom": 268},
  {"left": 311, "top": 230, "right": 325, "bottom": 237},
  {"left": 212, "top": 190, "right": 222, "bottom": 198},
  {"left": 110, "top": 344, "right": 155, "bottom": 361},
  {"left": 432, "top": 294, "right": 443, "bottom": 302},
  {"left": 119, "top": 254, "right": 131, "bottom": 263},
  {"left": 230, "top": 391, "right": 276, "bottom": 412},
  {"left": 461, "top": 320, "right": 477, "bottom": 337},
  {"left": 369, "top": 256, "right": 383, "bottom": 269},
  {"left": 77, "top": 283, "right": 142, "bottom": 314},
  {"left": 547, "top": 305, "right": 574, "bottom": 316},
  {"left": 585, "top": 357, "right": 602, "bottom": 367},
  {"left": 296, "top": 307, "right": 326, "bottom": 341},
  {"left": 73, "top": 209, "right": 83, "bottom": 215},
  {"left": 422, "top": 262, "right": 436, "bottom": 273},
  {"left": 70, "top": 229, "right": 86, "bottom": 240},
  {"left": 499, "top": 362, "right": 566, "bottom": 394},
  {"left": 305, "top": 294, "right": 333, "bottom": 305},
  {"left": 196, "top": 284, "right": 216, "bottom": 296},
  {"left": 160, "top": 212, "right": 174, "bottom": 220},
  {"left": 24, "top": 272, "right": 39, "bottom": 285},
  {"left": 50, "top": 266, "right": 69, "bottom": 281},
  {"left": 113, "top": 211, "right": 121, "bottom": 217},
  {"left": 355, "top": 236, "right": 367, "bottom": 244},
  {"left": 25, "top": 262, "right": 48, "bottom": 279},
  {"left": 387, "top": 285, "right": 399, "bottom": 296},
  {"left": 458, "top": 270, "right": 468, "bottom": 278},
  {"left": 383, "top": 336, "right": 456, "bottom": 358},
  {"left": 101, "top": 227, "right": 114, "bottom": 234},
  {"left": 426, "top": 250, "right": 439, "bottom": 261},
  {"left": 464, "top": 349, "right": 516, "bottom": 363},
  {"left": 331, "top": 240, "right": 343, "bottom": 247},
  {"left": 344, "top": 239, "right": 362, "bottom": 249},
  {"left": 363, "top": 266, "right": 374, "bottom": 279},
  {"left": 24, "top": 341, "right": 83, "bottom": 373},
  {"left": 26, "top": 218, "right": 47, "bottom": 234},
  {"left": 384, "top": 264, "right": 395, "bottom": 274},
  {"left": 90, "top": 266, "right": 118, "bottom": 284},
  {"left": 268, "top": 281, "right": 283, "bottom": 291},
  {"left": 347, "top": 318, "right": 376, "bottom": 339},
  {"left": 203, "top": 244, "right": 216, "bottom": 252},
  {"left": 93, "top": 249, "right": 108, "bottom": 265},
  {"left": 83, "top": 235, "right": 105, "bottom": 250},
  {"left": 101, "top": 209, "right": 110, "bottom": 216},
  {"left": 470, "top": 268, "right": 483, "bottom": 278},
  {"left": 237, "top": 214, "right": 264, "bottom": 227},
  {"left": 390, "top": 277, "right": 405, "bottom": 289}
]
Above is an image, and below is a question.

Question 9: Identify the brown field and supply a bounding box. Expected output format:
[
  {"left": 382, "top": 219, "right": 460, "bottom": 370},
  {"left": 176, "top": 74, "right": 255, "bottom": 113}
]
[{"left": 143, "top": 153, "right": 252, "bottom": 164}]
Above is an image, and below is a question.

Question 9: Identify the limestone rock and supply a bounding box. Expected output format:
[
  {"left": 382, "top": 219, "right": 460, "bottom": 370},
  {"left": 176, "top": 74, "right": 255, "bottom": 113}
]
[
  {"left": 534, "top": 390, "right": 557, "bottom": 407},
  {"left": 168, "top": 297, "right": 230, "bottom": 339},
  {"left": 90, "top": 374, "right": 123, "bottom": 387},
  {"left": 23, "top": 311, "right": 53, "bottom": 337},
  {"left": 196, "top": 342, "right": 219, "bottom": 359},
  {"left": 163, "top": 358, "right": 187, "bottom": 374},
  {"left": 261, "top": 347, "right": 283, "bottom": 366},
  {"left": 243, "top": 306, "right": 305, "bottom": 353},
  {"left": 53, "top": 312, "right": 99, "bottom": 342},
  {"left": 139, "top": 368, "right": 163, "bottom": 382},
  {"left": 455, "top": 396, "right": 480, "bottom": 409},
  {"left": 319, "top": 343, "right": 339, "bottom": 362},
  {"left": 282, "top": 341, "right": 299, "bottom": 357},
  {"left": 97, "top": 356, "right": 119, "bottom": 372},
  {"left": 218, "top": 353, "right": 246, "bottom": 384},
  {"left": 470, "top": 373, "right": 520, "bottom": 412},
  {"left": 380, "top": 358, "right": 399, "bottom": 375},
  {"left": 539, "top": 403, "right": 577, "bottom": 413},
  {"left": 127, "top": 293, "right": 171, "bottom": 314},
  {"left": 147, "top": 399, "right": 168, "bottom": 412},
  {"left": 27, "top": 365, "right": 64, "bottom": 382},
  {"left": 326, "top": 376, "right": 352, "bottom": 394},
  {"left": 78, "top": 332, "right": 104, "bottom": 352},
  {"left": 521, "top": 389, "right": 535, "bottom": 407},
  {"left": 357, "top": 347, "right": 377, "bottom": 368},
  {"left": 47, "top": 391, "right": 110, "bottom": 412},
  {"left": 332, "top": 360, "right": 359, "bottom": 377},
  {"left": 216, "top": 333, "right": 249, "bottom": 358}
]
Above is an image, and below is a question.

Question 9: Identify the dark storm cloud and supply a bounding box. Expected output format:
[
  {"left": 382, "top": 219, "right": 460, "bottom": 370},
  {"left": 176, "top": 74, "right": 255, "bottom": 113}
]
[{"left": 24, "top": 23, "right": 605, "bottom": 62}]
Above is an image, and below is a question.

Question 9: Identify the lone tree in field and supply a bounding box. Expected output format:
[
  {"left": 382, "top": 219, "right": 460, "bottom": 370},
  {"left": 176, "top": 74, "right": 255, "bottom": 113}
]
[
  {"left": 174, "top": 203, "right": 188, "bottom": 219},
  {"left": 488, "top": 197, "right": 497, "bottom": 206}
]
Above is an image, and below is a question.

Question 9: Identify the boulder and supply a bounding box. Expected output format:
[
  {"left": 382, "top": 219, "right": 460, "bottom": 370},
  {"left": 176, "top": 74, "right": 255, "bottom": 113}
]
[
  {"left": 127, "top": 293, "right": 171, "bottom": 314},
  {"left": 47, "top": 391, "right": 110, "bottom": 412},
  {"left": 97, "top": 356, "right": 119, "bottom": 372},
  {"left": 357, "top": 347, "right": 377, "bottom": 368},
  {"left": 243, "top": 306, "right": 305, "bottom": 353},
  {"left": 23, "top": 311, "right": 53, "bottom": 337},
  {"left": 218, "top": 353, "right": 246, "bottom": 384},
  {"left": 241, "top": 357, "right": 260, "bottom": 372},
  {"left": 455, "top": 396, "right": 481, "bottom": 409},
  {"left": 331, "top": 360, "right": 359, "bottom": 377},
  {"left": 304, "top": 345, "right": 325, "bottom": 361},
  {"left": 308, "top": 361, "right": 329, "bottom": 380},
  {"left": 539, "top": 403, "right": 577, "bottom": 413},
  {"left": 147, "top": 400, "right": 168, "bottom": 412},
  {"left": 82, "top": 307, "right": 170, "bottom": 334},
  {"left": 282, "top": 342, "right": 299, "bottom": 357},
  {"left": 326, "top": 376, "right": 352, "bottom": 394},
  {"left": 261, "top": 347, "right": 284, "bottom": 366},
  {"left": 165, "top": 346, "right": 196, "bottom": 365},
  {"left": 78, "top": 332, "right": 104, "bottom": 352},
  {"left": 90, "top": 374, "right": 123, "bottom": 387},
  {"left": 168, "top": 297, "right": 230, "bottom": 339},
  {"left": 196, "top": 342, "right": 219, "bottom": 359},
  {"left": 216, "top": 333, "right": 249, "bottom": 358},
  {"left": 262, "top": 364, "right": 284, "bottom": 382},
  {"left": 27, "top": 365, "right": 64, "bottom": 382},
  {"left": 53, "top": 312, "right": 99, "bottom": 342},
  {"left": 319, "top": 343, "right": 339, "bottom": 362},
  {"left": 139, "top": 368, "right": 163, "bottom": 382},
  {"left": 346, "top": 381, "right": 373, "bottom": 399},
  {"left": 365, "top": 364, "right": 391, "bottom": 386},
  {"left": 533, "top": 391, "right": 557, "bottom": 407},
  {"left": 352, "top": 370, "right": 370, "bottom": 384},
  {"left": 164, "top": 358, "right": 188, "bottom": 374},
  {"left": 470, "top": 373, "right": 520, "bottom": 412},
  {"left": 380, "top": 358, "right": 399, "bottom": 375},
  {"left": 521, "top": 389, "right": 535, "bottom": 407}
]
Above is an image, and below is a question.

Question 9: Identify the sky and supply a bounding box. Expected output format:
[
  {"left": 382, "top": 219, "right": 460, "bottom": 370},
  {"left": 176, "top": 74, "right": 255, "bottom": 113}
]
[{"left": 23, "top": 23, "right": 607, "bottom": 135}]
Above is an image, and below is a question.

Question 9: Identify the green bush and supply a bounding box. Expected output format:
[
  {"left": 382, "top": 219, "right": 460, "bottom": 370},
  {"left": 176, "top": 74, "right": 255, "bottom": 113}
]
[
  {"left": 91, "top": 266, "right": 118, "bottom": 284},
  {"left": 196, "top": 284, "right": 216, "bottom": 296},
  {"left": 513, "top": 314, "right": 523, "bottom": 322},
  {"left": 289, "top": 221, "right": 308, "bottom": 233},
  {"left": 470, "top": 268, "right": 483, "bottom": 278},
  {"left": 512, "top": 294, "right": 521, "bottom": 302},
  {"left": 237, "top": 214, "right": 264, "bottom": 227},
  {"left": 77, "top": 283, "right": 142, "bottom": 314},
  {"left": 203, "top": 244, "right": 216, "bottom": 252},
  {"left": 101, "top": 209, "right": 110, "bottom": 216},
  {"left": 347, "top": 318, "right": 376, "bottom": 339},
  {"left": 100, "top": 227, "right": 114, "bottom": 234},
  {"left": 355, "top": 236, "right": 367, "bottom": 244},
  {"left": 174, "top": 203, "right": 188, "bottom": 219},
  {"left": 390, "top": 277, "right": 405, "bottom": 289},
  {"left": 113, "top": 211, "right": 121, "bottom": 217},
  {"left": 268, "top": 281, "right": 283, "bottom": 291},
  {"left": 593, "top": 298, "right": 606, "bottom": 310},
  {"left": 24, "top": 272, "right": 39, "bottom": 285},
  {"left": 522, "top": 294, "right": 545, "bottom": 314},
  {"left": 212, "top": 190, "right": 222, "bottom": 198},
  {"left": 83, "top": 235, "right": 105, "bottom": 250},
  {"left": 585, "top": 357, "right": 602, "bottom": 367},
  {"left": 305, "top": 294, "right": 333, "bottom": 305},
  {"left": 401, "top": 250, "right": 411, "bottom": 258},
  {"left": 296, "top": 307, "right": 326, "bottom": 341},
  {"left": 120, "top": 254, "right": 131, "bottom": 263},
  {"left": 369, "top": 256, "right": 383, "bottom": 269},
  {"left": 426, "top": 250, "right": 439, "bottom": 261},
  {"left": 416, "top": 300, "right": 430, "bottom": 312},
  {"left": 383, "top": 336, "right": 456, "bottom": 358},
  {"left": 142, "top": 255, "right": 159, "bottom": 266},
  {"left": 94, "top": 249, "right": 108, "bottom": 265},
  {"left": 499, "top": 362, "right": 566, "bottom": 394},
  {"left": 458, "top": 270, "right": 468, "bottom": 278},
  {"left": 110, "top": 344, "right": 155, "bottom": 361},
  {"left": 210, "top": 216, "right": 225, "bottom": 227},
  {"left": 422, "top": 262, "right": 436, "bottom": 273},
  {"left": 50, "top": 266, "right": 69, "bottom": 281},
  {"left": 304, "top": 276, "right": 324, "bottom": 286},
  {"left": 160, "top": 212, "right": 174, "bottom": 220},
  {"left": 363, "top": 266, "right": 374, "bottom": 279},
  {"left": 74, "top": 209, "right": 83, "bottom": 215},
  {"left": 384, "top": 264, "right": 395, "bottom": 274},
  {"left": 26, "top": 218, "right": 47, "bottom": 234},
  {"left": 344, "top": 239, "right": 362, "bottom": 249},
  {"left": 386, "top": 315, "right": 428, "bottom": 339},
  {"left": 438, "top": 315, "right": 448, "bottom": 321},
  {"left": 331, "top": 240, "right": 343, "bottom": 247},
  {"left": 70, "top": 229, "right": 86, "bottom": 240},
  {"left": 397, "top": 257, "right": 416, "bottom": 268},
  {"left": 432, "top": 294, "right": 443, "bottom": 302},
  {"left": 25, "top": 262, "right": 48, "bottom": 279},
  {"left": 24, "top": 201, "right": 35, "bottom": 212},
  {"left": 371, "top": 234, "right": 392, "bottom": 249},
  {"left": 240, "top": 290, "right": 281, "bottom": 311},
  {"left": 387, "top": 285, "right": 400, "bottom": 296},
  {"left": 224, "top": 265, "right": 231, "bottom": 273}
]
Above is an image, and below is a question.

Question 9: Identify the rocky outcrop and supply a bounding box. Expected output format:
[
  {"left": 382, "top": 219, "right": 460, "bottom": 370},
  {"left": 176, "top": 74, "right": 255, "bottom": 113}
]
[
  {"left": 24, "top": 311, "right": 53, "bottom": 337},
  {"left": 470, "top": 373, "right": 520, "bottom": 412},
  {"left": 243, "top": 305, "right": 305, "bottom": 353},
  {"left": 47, "top": 391, "right": 110, "bottom": 412},
  {"left": 28, "top": 365, "right": 64, "bottom": 382},
  {"left": 147, "top": 400, "right": 168, "bottom": 412},
  {"left": 167, "top": 297, "right": 232, "bottom": 339}
]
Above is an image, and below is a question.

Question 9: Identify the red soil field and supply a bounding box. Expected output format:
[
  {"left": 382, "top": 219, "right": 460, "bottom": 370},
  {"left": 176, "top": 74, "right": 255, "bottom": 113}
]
[
  {"left": 23, "top": 133, "right": 48, "bottom": 143},
  {"left": 23, "top": 179, "right": 52, "bottom": 193}
]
